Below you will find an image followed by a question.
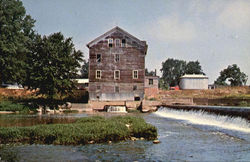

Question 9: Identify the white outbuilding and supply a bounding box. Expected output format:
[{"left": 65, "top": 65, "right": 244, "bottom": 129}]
[{"left": 179, "top": 74, "right": 208, "bottom": 90}]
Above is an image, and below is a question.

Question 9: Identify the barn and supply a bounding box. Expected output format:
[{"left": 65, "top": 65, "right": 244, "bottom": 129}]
[{"left": 179, "top": 74, "right": 208, "bottom": 90}]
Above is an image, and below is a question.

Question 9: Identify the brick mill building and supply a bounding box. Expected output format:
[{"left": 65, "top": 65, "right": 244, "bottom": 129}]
[{"left": 87, "top": 26, "right": 148, "bottom": 101}]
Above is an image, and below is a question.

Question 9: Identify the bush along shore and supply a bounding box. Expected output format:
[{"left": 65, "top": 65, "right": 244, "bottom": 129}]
[{"left": 0, "top": 116, "right": 157, "bottom": 145}]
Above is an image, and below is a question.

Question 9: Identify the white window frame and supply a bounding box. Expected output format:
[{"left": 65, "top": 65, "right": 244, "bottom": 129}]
[
  {"left": 114, "top": 70, "right": 120, "bottom": 79},
  {"left": 133, "top": 70, "right": 138, "bottom": 79},
  {"left": 96, "top": 70, "right": 101, "bottom": 79},
  {"left": 115, "top": 39, "right": 120, "bottom": 47},
  {"left": 115, "top": 54, "right": 119, "bottom": 62}
]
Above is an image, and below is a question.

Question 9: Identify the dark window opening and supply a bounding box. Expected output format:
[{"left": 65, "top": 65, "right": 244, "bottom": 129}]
[
  {"left": 96, "top": 95, "right": 100, "bottom": 100},
  {"left": 133, "top": 85, "right": 137, "bottom": 91},
  {"left": 108, "top": 38, "right": 113, "bottom": 48},
  {"left": 134, "top": 96, "right": 140, "bottom": 101},
  {"left": 96, "top": 54, "right": 101, "bottom": 63},
  {"left": 149, "top": 79, "right": 153, "bottom": 85},
  {"left": 121, "top": 39, "right": 126, "bottom": 47},
  {"left": 115, "top": 86, "right": 119, "bottom": 93},
  {"left": 114, "top": 70, "right": 120, "bottom": 79},
  {"left": 97, "top": 85, "right": 101, "bottom": 90},
  {"left": 115, "top": 54, "right": 119, "bottom": 62}
]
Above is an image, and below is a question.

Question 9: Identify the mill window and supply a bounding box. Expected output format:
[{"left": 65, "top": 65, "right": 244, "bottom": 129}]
[
  {"left": 149, "top": 79, "right": 153, "bottom": 85},
  {"left": 115, "top": 54, "right": 120, "bottom": 62},
  {"left": 133, "top": 70, "right": 138, "bottom": 79},
  {"left": 96, "top": 54, "right": 101, "bottom": 63},
  {"left": 114, "top": 70, "right": 120, "bottom": 79},
  {"left": 96, "top": 70, "right": 101, "bottom": 79},
  {"left": 108, "top": 38, "right": 113, "bottom": 47},
  {"left": 115, "top": 39, "right": 120, "bottom": 47},
  {"left": 115, "top": 86, "right": 119, "bottom": 93},
  {"left": 133, "top": 85, "right": 137, "bottom": 91},
  {"left": 121, "top": 39, "right": 126, "bottom": 47}
]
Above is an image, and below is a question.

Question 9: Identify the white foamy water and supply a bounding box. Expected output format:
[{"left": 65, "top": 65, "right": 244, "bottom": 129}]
[{"left": 154, "top": 108, "right": 250, "bottom": 133}]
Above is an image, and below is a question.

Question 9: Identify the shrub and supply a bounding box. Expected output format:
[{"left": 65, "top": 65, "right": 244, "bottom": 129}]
[
  {"left": 0, "top": 116, "right": 157, "bottom": 145},
  {"left": 0, "top": 101, "right": 30, "bottom": 113}
]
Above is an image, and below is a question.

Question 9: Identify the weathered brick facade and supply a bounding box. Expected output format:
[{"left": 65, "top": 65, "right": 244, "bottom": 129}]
[
  {"left": 87, "top": 26, "right": 147, "bottom": 101},
  {"left": 144, "top": 76, "right": 159, "bottom": 98}
]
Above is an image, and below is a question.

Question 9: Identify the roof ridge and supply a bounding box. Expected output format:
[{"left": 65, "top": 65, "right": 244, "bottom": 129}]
[{"left": 87, "top": 26, "right": 144, "bottom": 48}]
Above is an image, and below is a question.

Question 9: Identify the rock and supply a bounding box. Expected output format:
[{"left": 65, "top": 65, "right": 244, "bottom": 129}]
[
  {"left": 108, "top": 141, "right": 112, "bottom": 144},
  {"left": 88, "top": 140, "right": 94, "bottom": 144},
  {"left": 153, "top": 139, "right": 160, "bottom": 144},
  {"left": 131, "top": 137, "right": 137, "bottom": 141},
  {"left": 66, "top": 102, "right": 72, "bottom": 109},
  {"left": 140, "top": 137, "right": 145, "bottom": 140},
  {"left": 125, "top": 124, "right": 130, "bottom": 128}
]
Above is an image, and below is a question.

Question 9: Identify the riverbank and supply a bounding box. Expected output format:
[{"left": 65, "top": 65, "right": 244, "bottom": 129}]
[{"left": 0, "top": 116, "right": 157, "bottom": 145}]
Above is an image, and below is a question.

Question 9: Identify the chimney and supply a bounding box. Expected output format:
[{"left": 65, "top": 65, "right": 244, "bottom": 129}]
[{"left": 155, "top": 69, "right": 157, "bottom": 76}]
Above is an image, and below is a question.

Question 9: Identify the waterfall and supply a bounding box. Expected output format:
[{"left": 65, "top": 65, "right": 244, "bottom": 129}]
[
  {"left": 106, "top": 106, "right": 127, "bottom": 113},
  {"left": 154, "top": 108, "right": 250, "bottom": 133}
]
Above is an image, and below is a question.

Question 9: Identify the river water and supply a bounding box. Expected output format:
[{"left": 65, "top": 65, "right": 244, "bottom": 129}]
[{"left": 0, "top": 107, "right": 250, "bottom": 161}]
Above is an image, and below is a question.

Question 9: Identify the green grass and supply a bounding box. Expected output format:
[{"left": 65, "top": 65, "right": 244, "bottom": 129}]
[
  {"left": 0, "top": 116, "right": 157, "bottom": 145},
  {"left": 0, "top": 101, "right": 34, "bottom": 113},
  {"left": 238, "top": 101, "right": 250, "bottom": 107},
  {"left": 223, "top": 94, "right": 250, "bottom": 99}
]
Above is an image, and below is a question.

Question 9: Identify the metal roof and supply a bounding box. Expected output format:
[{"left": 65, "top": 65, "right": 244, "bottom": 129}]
[{"left": 180, "top": 74, "right": 208, "bottom": 79}]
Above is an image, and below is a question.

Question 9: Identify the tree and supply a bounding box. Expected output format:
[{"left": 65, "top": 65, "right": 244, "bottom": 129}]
[
  {"left": 145, "top": 68, "right": 156, "bottom": 76},
  {"left": 185, "top": 60, "right": 204, "bottom": 74},
  {"left": 25, "top": 32, "right": 83, "bottom": 105},
  {"left": 214, "top": 64, "right": 248, "bottom": 86},
  {"left": 80, "top": 60, "right": 89, "bottom": 78},
  {"left": 161, "top": 58, "right": 186, "bottom": 87},
  {"left": 0, "top": 0, "right": 35, "bottom": 84},
  {"left": 160, "top": 58, "right": 204, "bottom": 87}
]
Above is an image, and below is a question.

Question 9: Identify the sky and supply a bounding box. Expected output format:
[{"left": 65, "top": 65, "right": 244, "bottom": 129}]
[{"left": 22, "top": 0, "right": 250, "bottom": 85}]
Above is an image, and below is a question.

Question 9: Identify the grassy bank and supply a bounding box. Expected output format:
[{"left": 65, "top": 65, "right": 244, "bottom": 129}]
[
  {"left": 0, "top": 116, "right": 157, "bottom": 145},
  {"left": 0, "top": 101, "right": 37, "bottom": 113}
]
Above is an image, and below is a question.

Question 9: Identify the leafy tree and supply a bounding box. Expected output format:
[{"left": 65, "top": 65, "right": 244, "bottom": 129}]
[
  {"left": 214, "top": 64, "right": 248, "bottom": 86},
  {"left": 25, "top": 32, "right": 83, "bottom": 105},
  {"left": 80, "top": 60, "right": 89, "bottom": 78},
  {"left": 160, "top": 58, "right": 204, "bottom": 87},
  {"left": 161, "top": 58, "right": 186, "bottom": 87},
  {"left": 145, "top": 68, "right": 156, "bottom": 76},
  {"left": 185, "top": 60, "right": 204, "bottom": 74},
  {"left": 0, "top": 0, "right": 35, "bottom": 84}
]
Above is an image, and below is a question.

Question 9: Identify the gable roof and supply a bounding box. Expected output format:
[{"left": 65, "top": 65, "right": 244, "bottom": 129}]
[{"left": 87, "top": 26, "right": 146, "bottom": 48}]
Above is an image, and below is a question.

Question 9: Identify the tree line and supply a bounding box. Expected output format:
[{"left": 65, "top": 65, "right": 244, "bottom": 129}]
[{"left": 158, "top": 58, "right": 248, "bottom": 89}]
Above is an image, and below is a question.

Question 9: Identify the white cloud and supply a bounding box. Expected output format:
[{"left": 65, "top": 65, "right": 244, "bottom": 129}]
[
  {"left": 147, "top": 15, "right": 196, "bottom": 42},
  {"left": 217, "top": 0, "right": 250, "bottom": 30}
]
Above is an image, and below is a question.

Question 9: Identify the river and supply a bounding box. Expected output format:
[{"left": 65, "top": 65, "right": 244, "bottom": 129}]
[{"left": 0, "top": 107, "right": 250, "bottom": 161}]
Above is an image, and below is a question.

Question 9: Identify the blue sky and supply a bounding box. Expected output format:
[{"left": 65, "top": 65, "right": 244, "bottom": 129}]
[{"left": 22, "top": 0, "right": 250, "bottom": 84}]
